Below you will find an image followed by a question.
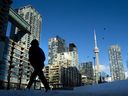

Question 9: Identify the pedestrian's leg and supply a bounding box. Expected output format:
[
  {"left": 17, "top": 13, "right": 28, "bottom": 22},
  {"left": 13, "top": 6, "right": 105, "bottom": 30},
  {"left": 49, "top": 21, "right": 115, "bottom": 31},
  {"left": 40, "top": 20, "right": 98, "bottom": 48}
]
[
  {"left": 37, "top": 70, "right": 50, "bottom": 91},
  {"left": 27, "top": 70, "right": 38, "bottom": 89}
]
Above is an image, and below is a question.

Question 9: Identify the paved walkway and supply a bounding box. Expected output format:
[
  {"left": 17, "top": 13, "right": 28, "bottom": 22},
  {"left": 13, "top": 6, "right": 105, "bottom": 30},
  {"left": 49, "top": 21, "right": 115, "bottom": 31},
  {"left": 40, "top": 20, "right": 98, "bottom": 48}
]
[{"left": 0, "top": 80, "right": 128, "bottom": 96}]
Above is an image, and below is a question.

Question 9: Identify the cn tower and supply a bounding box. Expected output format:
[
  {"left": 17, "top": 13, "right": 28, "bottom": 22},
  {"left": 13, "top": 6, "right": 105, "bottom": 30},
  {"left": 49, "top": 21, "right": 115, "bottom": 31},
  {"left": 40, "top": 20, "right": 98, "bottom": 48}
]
[{"left": 93, "top": 29, "right": 100, "bottom": 83}]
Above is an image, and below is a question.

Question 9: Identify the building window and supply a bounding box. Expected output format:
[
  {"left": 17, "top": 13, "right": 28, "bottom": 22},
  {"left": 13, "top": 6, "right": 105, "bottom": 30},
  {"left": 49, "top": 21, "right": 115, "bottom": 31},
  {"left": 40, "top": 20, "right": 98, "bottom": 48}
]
[{"left": 25, "top": 12, "right": 29, "bottom": 20}]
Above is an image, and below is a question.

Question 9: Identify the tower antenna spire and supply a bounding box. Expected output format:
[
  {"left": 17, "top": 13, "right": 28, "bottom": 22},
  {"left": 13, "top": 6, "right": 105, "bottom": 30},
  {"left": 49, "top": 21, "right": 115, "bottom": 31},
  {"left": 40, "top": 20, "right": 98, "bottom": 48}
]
[{"left": 94, "top": 29, "right": 98, "bottom": 48}]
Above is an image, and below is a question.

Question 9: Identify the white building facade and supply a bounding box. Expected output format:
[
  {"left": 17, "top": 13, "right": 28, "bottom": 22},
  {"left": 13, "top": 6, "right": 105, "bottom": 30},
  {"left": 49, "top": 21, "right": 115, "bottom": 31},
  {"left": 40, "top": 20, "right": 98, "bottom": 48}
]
[{"left": 109, "top": 45, "right": 125, "bottom": 80}]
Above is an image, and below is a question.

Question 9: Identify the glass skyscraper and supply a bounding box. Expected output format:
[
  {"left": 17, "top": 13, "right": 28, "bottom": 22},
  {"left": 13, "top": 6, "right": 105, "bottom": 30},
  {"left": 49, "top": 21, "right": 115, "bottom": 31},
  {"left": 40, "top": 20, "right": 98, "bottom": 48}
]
[
  {"left": 48, "top": 36, "right": 66, "bottom": 65},
  {"left": 109, "top": 45, "right": 125, "bottom": 81}
]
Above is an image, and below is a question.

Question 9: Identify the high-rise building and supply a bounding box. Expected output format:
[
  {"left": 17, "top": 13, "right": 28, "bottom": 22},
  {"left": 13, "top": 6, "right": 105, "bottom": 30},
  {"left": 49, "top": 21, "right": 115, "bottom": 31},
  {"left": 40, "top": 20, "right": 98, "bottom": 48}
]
[
  {"left": 0, "top": 38, "right": 31, "bottom": 89},
  {"left": 10, "top": 5, "right": 42, "bottom": 48},
  {"left": 84, "top": 62, "right": 93, "bottom": 79},
  {"left": 80, "top": 62, "right": 93, "bottom": 84},
  {"left": 56, "top": 43, "right": 78, "bottom": 68},
  {"left": 48, "top": 36, "right": 66, "bottom": 65},
  {"left": 109, "top": 45, "right": 125, "bottom": 80},
  {"left": 56, "top": 52, "right": 72, "bottom": 67},
  {"left": 48, "top": 38, "right": 78, "bottom": 68},
  {"left": 0, "top": 5, "right": 42, "bottom": 89},
  {"left": 68, "top": 43, "right": 78, "bottom": 68},
  {"left": 47, "top": 36, "right": 81, "bottom": 87}
]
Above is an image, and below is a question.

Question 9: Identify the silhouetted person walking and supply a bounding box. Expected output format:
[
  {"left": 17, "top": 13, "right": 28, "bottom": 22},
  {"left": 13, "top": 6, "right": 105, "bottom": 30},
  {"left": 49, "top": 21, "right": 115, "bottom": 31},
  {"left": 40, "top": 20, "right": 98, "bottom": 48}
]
[{"left": 27, "top": 39, "right": 50, "bottom": 92}]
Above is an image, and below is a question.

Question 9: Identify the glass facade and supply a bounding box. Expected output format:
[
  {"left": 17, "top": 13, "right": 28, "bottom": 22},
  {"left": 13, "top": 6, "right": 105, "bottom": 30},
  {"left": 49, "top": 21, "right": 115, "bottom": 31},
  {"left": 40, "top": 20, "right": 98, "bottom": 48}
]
[
  {"left": 109, "top": 45, "right": 125, "bottom": 80},
  {"left": 48, "top": 36, "right": 66, "bottom": 65}
]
